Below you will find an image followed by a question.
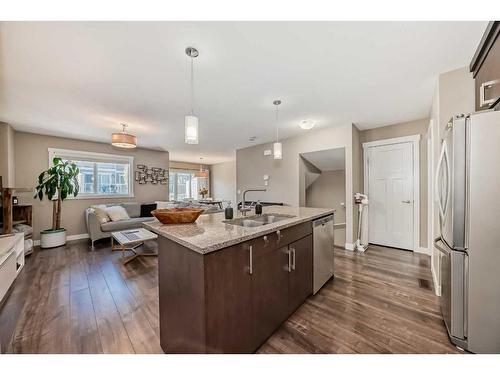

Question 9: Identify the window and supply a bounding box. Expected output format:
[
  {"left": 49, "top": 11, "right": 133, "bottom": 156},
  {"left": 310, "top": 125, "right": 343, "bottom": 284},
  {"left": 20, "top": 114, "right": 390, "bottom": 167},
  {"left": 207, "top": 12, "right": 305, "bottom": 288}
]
[
  {"left": 48, "top": 148, "right": 134, "bottom": 199},
  {"left": 169, "top": 169, "right": 208, "bottom": 201}
]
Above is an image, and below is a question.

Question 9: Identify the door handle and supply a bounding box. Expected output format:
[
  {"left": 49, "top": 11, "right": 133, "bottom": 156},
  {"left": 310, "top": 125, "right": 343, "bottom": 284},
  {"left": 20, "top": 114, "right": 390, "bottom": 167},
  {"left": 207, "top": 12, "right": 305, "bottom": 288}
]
[
  {"left": 287, "top": 248, "right": 292, "bottom": 273},
  {"left": 433, "top": 237, "right": 450, "bottom": 256},
  {"left": 402, "top": 200, "right": 412, "bottom": 204},
  {"left": 276, "top": 230, "right": 283, "bottom": 244},
  {"left": 435, "top": 140, "right": 448, "bottom": 225},
  {"left": 291, "top": 247, "right": 296, "bottom": 271},
  {"left": 249, "top": 245, "right": 253, "bottom": 275}
]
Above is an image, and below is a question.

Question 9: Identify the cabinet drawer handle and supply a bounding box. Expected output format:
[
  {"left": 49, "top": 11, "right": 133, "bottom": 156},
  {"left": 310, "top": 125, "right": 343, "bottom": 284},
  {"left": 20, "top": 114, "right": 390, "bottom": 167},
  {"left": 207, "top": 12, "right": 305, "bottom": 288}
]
[
  {"left": 291, "top": 247, "right": 296, "bottom": 270},
  {"left": 263, "top": 235, "right": 269, "bottom": 246},
  {"left": 276, "top": 230, "right": 283, "bottom": 244},
  {"left": 480, "top": 79, "right": 500, "bottom": 107},
  {"left": 287, "top": 249, "right": 292, "bottom": 273},
  {"left": 249, "top": 245, "right": 253, "bottom": 275}
]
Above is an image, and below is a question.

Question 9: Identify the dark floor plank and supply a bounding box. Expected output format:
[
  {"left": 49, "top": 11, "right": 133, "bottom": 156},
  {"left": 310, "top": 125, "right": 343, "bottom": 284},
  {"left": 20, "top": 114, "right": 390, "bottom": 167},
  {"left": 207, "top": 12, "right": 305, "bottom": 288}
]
[
  {"left": 69, "top": 286, "right": 103, "bottom": 353},
  {"left": 1, "top": 241, "right": 460, "bottom": 354},
  {"left": 87, "top": 270, "right": 135, "bottom": 354},
  {"left": 98, "top": 256, "right": 162, "bottom": 354}
]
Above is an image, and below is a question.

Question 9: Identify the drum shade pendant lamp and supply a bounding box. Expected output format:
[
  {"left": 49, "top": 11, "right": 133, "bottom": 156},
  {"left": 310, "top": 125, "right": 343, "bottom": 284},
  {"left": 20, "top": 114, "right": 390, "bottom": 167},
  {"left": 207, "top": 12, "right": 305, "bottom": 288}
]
[
  {"left": 194, "top": 158, "right": 209, "bottom": 178},
  {"left": 111, "top": 123, "right": 137, "bottom": 148},
  {"left": 273, "top": 100, "right": 283, "bottom": 160},
  {"left": 185, "top": 47, "right": 199, "bottom": 144}
]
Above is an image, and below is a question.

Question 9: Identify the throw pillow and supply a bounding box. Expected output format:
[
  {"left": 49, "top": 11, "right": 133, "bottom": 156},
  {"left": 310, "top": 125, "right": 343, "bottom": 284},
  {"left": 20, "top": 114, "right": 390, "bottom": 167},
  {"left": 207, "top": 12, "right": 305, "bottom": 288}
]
[
  {"left": 105, "top": 205, "right": 130, "bottom": 222},
  {"left": 91, "top": 205, "right": 110, "bottom": 224},
  {"left": 140, "top": 203, "right": 157, "bottom": 217}
]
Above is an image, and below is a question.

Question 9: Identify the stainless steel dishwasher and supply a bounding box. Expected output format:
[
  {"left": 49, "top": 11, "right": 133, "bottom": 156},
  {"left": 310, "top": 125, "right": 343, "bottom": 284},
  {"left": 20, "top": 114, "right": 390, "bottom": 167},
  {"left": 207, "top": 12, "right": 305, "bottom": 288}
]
[{"left": 313, "top": 214, "right": 334, "bottom": 294}]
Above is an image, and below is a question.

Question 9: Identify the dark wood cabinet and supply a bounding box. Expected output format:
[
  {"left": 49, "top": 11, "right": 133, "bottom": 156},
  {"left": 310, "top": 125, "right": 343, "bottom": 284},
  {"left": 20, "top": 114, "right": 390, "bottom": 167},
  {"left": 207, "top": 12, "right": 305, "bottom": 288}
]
[
  {"left": 158, "top": 221, "right": 314, "bottom": 353},
  {"left": 205, "top": 242, "right": 253, "bottom": 353},
  {"left": 251, "top": 245, "right": 290, "bottom": 349},
  {"left": 470, "top": 21, "right": 500, "bottom": 111},
  {"left": 287, "top": 235, "right": 313, "bottom": 315}
]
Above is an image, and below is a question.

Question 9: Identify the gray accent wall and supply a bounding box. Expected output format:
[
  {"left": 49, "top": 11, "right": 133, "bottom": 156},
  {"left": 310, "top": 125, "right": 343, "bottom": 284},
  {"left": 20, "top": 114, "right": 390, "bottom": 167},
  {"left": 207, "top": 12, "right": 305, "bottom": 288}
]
[
  {"left": 211, "top": 161, "right": 236, "bottom": 204},
  {"left": 429, "top": 66, "right": 475, "bottom": 293},
  {"left": 236, "top": 123, "right": 356, "bottom": 246},
  {"left": 0, "top": 122, "right": 16, "bottom": 187},
  {"left": 306, "top": 170, "right": 346, "bottom": 247},
  {"left": 14, "top": 131, "right": 169, "bottom": 240}
]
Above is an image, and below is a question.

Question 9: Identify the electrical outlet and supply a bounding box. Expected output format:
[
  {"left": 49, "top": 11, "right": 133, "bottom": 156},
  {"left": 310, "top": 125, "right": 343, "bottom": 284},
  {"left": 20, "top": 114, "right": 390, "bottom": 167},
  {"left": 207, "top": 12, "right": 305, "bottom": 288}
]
[{"left": 263, "top": 175, "right": 269, "bottom": 181}]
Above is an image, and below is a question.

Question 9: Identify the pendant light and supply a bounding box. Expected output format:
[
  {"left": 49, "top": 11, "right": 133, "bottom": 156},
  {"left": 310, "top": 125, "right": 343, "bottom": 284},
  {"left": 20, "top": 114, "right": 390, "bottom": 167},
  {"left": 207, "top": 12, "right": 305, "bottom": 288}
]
[
  {"left": 194, "top": 157, "right": 209, "bottom": 178},
  {"left": 111, "top": 123, "right": 137, "bottom": 148},
  {"left": 273, "top": 100, "right": 283, "bottom": 160},
  {"left": 185, "top": 47, "right": 199, "bottom": 144}
]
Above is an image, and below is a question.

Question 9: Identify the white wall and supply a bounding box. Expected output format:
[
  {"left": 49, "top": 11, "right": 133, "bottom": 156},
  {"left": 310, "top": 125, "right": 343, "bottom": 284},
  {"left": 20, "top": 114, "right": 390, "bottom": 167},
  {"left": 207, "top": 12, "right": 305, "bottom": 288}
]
[{"left": 211, "top": 161, "right": 236, "bottom": 204}]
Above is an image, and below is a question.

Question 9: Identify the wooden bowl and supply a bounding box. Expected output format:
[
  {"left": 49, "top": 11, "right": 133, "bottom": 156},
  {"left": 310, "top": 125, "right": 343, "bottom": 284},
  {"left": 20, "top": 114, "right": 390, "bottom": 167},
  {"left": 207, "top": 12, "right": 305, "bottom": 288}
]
[{"left": 151, "top": 208, "right": 205, "bottom": 224}]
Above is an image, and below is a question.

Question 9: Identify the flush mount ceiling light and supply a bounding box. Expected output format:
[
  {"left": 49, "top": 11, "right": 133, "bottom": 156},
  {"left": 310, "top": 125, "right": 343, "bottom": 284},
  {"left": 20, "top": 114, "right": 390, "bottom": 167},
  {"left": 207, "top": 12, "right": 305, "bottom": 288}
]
[
  {"left": 273, "top": 100, "right": 283, "bottom": 160},
  {"left": 194, "top": 157, "right": 209, "bottom": 178},
  {"left": 299, "top": 119, "right": 316, "bottom": 130},
  {"left": 185, "top": 46, "right": 199, "bottom": 144},
  {"left": 111, "top": 123, "right": 137, "bottom": 148}
]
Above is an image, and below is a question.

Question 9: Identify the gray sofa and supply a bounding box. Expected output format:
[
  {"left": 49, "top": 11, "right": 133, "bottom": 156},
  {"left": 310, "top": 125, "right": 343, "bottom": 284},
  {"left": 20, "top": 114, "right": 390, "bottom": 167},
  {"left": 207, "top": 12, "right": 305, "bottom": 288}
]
[
  {"left": 85, "top": 202, "right": 155, "bottom": 248},
  {"left": 85, "top": 201, "right": 224, "bottom": 248}
]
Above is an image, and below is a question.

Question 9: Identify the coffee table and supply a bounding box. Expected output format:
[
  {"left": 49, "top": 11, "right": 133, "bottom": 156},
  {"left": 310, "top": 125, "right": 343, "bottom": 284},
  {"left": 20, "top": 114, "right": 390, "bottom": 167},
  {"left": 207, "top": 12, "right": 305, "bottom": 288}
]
[{"left": 111, "top": 228, "right": 158, "bottom": 264}]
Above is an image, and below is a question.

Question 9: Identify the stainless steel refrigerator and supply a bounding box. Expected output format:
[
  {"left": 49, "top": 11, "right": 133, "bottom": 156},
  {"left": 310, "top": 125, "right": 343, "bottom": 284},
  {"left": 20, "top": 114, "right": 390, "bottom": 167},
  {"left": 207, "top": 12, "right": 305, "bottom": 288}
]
[{"left": 434, "top": 109, "right": 500, "bottom": 353}]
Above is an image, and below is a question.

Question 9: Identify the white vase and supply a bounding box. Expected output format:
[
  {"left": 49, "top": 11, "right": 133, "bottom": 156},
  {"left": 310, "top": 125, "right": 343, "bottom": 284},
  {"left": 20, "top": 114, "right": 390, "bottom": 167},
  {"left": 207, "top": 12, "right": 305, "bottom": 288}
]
[{"left": 40, "top": 228, "right": 67, "bottom": 248}]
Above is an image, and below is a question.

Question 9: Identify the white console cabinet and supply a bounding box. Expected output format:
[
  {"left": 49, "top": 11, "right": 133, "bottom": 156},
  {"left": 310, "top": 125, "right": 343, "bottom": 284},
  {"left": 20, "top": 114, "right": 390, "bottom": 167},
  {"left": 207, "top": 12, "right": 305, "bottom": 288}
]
[{"left": 0, "top": 233, "right": 24, "bottom": 303}]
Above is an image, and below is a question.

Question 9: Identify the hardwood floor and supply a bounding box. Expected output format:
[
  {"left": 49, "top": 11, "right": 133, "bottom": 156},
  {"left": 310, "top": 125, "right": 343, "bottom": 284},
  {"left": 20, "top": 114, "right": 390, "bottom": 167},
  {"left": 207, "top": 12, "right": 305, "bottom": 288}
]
[{"left": 0, "top": 240, "right": 460, "bottom": 354}]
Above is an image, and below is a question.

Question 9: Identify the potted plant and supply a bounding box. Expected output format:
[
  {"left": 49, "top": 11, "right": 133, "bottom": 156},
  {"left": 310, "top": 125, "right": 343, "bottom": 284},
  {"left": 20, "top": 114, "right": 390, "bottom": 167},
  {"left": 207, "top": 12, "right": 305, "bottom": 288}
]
[{"left": 34, "top": 157, "right": 79, "bottom": 248}]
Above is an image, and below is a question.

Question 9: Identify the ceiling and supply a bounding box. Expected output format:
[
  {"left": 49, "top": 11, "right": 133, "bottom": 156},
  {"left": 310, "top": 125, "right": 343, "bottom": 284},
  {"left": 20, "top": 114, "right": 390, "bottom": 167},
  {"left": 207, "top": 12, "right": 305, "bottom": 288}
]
[
  {"left": 0, "top": 21, "right": 487, "bottom": 164},
  {"left": 301, "top": 147, "right": 345, "bottom": 172}
]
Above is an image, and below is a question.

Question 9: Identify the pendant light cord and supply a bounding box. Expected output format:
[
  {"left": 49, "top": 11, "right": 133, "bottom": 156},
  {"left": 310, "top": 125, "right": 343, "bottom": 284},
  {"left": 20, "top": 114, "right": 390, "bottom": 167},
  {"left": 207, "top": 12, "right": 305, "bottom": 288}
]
[
  {"left": 275, "top": 103, "right": 279, "bottom": 142},
  {"left": 190, "top": 56, "right": 195, "bottom": 115}
]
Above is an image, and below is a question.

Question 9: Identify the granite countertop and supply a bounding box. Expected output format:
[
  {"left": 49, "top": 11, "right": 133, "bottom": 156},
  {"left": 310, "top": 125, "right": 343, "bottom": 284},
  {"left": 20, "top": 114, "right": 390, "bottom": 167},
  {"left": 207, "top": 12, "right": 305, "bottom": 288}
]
[{"left": 143, "top": 205, "right": 335, "bottom": 255}]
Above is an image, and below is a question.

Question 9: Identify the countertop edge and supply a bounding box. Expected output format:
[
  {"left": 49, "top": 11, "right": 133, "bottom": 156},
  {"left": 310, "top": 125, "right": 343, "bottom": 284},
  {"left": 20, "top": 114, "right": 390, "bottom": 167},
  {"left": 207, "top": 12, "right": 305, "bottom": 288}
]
[{"left": 144, "top": 209, "right": 335, "bottom": 255}]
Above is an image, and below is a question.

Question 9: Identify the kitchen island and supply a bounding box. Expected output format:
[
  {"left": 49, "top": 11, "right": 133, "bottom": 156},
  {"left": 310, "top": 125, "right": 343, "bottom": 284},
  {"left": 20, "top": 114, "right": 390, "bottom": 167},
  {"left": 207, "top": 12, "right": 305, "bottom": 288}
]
[{"left": 144, "top": 206, "right": 334, "bottom": 354}]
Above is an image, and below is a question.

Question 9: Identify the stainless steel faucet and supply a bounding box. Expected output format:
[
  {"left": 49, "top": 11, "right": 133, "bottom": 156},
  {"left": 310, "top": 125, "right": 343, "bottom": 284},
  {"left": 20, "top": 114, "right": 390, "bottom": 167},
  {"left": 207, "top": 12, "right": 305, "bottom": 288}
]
[{"left": 240, "top": 188, "right": 266, "bottom": 216}]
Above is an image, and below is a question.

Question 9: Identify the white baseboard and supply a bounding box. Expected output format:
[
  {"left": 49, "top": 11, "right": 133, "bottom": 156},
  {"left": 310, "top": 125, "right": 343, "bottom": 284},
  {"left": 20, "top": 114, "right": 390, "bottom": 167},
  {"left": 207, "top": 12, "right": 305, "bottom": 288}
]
[
  {"left": 34, "top": 233, "right": 89, "bottom": 247},
  {"left": 432, "top": 263, "right": 441, "bottom": 296},
  {"left": 344, "top": 242, "right": 355, "bottom": 251},
  {"left": 414, "top": 246, "right": 431, "bottom": 256}
]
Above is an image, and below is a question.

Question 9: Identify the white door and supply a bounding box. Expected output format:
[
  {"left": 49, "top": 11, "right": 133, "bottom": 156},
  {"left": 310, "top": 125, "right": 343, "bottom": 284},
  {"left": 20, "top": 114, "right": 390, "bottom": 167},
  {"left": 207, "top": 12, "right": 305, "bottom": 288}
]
[{"left": 367, "top": 142, "right": 414, "bottom": 250}]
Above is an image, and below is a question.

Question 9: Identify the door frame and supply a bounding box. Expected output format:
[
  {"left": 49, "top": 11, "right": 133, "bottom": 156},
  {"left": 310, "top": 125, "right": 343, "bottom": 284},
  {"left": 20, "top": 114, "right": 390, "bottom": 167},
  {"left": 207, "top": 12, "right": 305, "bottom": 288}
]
[
  {"left": 363, "top": 134, "right": 420, "bottom": 251},
  {"left": 427, "top": 120, "right": 435, "bottom": 258}
]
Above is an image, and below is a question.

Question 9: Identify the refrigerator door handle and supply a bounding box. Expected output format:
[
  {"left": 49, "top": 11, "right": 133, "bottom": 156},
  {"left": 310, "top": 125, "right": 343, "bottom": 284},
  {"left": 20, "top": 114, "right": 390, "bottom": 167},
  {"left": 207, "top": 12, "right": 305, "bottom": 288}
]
[
  {"left": 434, "top": 237, "right": 451, "bottom": 256},
  {"left": 443, "top": 142, "right": 451, "bottom": 219},
  {"left": 464, "top": 251, "right": 469, "bottom": 338},
  {"left": 435, "top": 140, "right": 447, "bottom": 224}
]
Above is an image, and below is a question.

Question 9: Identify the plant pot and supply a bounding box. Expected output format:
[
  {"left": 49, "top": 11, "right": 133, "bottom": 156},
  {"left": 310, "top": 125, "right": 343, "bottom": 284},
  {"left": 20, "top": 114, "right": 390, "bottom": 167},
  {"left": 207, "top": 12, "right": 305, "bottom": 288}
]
[{"left": 40, "top": 228, "right": 67, "bottom": 249}]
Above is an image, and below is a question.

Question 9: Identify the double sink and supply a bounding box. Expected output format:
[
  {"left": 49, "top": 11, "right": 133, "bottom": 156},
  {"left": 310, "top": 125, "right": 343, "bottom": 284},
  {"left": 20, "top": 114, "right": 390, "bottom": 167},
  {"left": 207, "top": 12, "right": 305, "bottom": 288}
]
[{"left": 223, "top": 213, "right": 296, "bottom": 228}]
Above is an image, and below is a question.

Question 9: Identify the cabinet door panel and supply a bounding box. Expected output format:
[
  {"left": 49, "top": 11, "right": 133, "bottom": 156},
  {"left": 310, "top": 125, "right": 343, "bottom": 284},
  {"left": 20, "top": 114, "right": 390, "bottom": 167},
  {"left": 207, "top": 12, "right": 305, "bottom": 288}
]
[
  {"left": 288, "top": 235, "right": 313, "bottom": 315},
  {"left": 205, "top": 243, "right": 253, "bottom": 353},
  {"left": 251, "top": 246, "right": 289, "bottom": 349}
]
